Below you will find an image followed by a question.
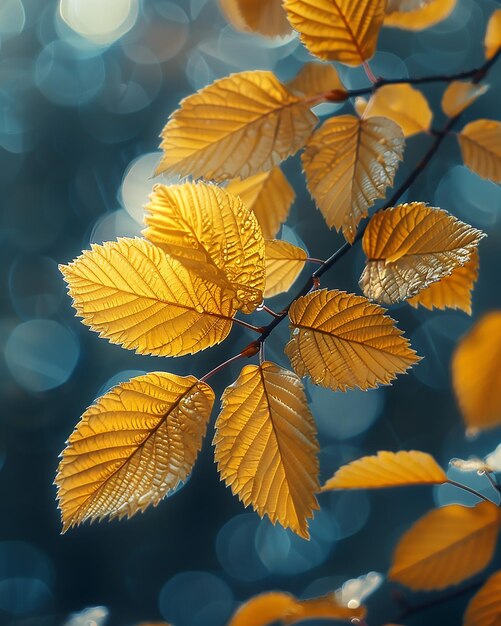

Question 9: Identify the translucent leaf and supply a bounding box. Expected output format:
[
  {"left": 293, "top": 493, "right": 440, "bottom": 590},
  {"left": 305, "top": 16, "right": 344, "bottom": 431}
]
[
  {"left": 303, "top": 115, "right": 404, "bottom": 243},
  {"left": 459, "top": 119, "right": 501, "bottom": 183},
  {"left": 283, "top": 0, "right": 386, "bottom": 66},
  {"left": 356, "top": 83, "right": 432, "bottom": 137},
  {"left": 464, "top": 570, "right": 501, "bottom": 626},
  {"left": 384, "top": 0, "right": 456, "bottom": 30},
  {"left": 287, "top": 62, "right": 347, "bottom": 99},
  {"left": 226, "top": 167, "right": 295, "bottom": 239},
  {"left": 156, "top": 71, "right": 318, "bottom": 181},
  {"left": 285, "top": 289, "right": 419, "bottom": 391},
  {"left": 386, "top": 0, "right": 433, "bottom": 11},
  {"left": 485, "top": 9, "right": 501, "bottom": 60},
  {"left": 214, "top": 362, "right": 320, "bottom": 538},
  {"left": 452, "top": 312, "right": 501, "bottom": 431},
  {"left": 60, "top": 238, "right": 236, "bottom": 357},
  {"left": 144, "top": 182, "right": 265, "bottom": 313},
  {"left": 56, "top": 373, "right": 215, "bottom": 531},
  {"left": 360, "top": 203, "right": 485, "bottom": 304},
  {"left": 322, "top": 450, "right": 447, "bottom": 491},
  {"left": 219, "top": 0, "right": 292, "bottom": 37},
  {"left": 264, "top": 240, "right": 307, "bottom": 298},
  {"left": 407, "top": 250, "right": 479, "bottom": 314},
  {"left": 442, "top": 81, "right": 488, "bottom": 118},
  {"left": 390, "top": 502, "right": 501, "bottom": 591}
]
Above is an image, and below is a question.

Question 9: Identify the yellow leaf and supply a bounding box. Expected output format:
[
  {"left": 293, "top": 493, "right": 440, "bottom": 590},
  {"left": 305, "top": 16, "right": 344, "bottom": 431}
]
[
  {"left": 459, "top": 119, "right": 501, "bottom": 183},
  {"left": 264, "top": 240, "right": 307, "bottom": 298},
  {"left": 285, "top": 289, "right": 419, "bottom": 391},
  {"left": 485, "top": 9, "right": 501, "bottom": 60},
  {"left": 214, "top": 362, "right": 320, "bottom": 538},
  {"left": 407, "top": 249, "right": 479, "bottom": 314},
  {"left": 360, "top": 203, "right": 485, "bottom": 304},
  {"left": 357, "top": 84, "right": 432, "bottom": 137},
  {"left": 303, "top": 115, "right": 405, "bottom": 243},
  {"left": 322, "top": 450, "right": 447, "bottom": 491},
  {"left": 219, "top": 0, "right": 292, "bottom": 37},
  {"left": 390, "top": 502, "right": 501, "bottom": 591},
  {"left": 226, "top": 167, "right": 295, "bottom": 239},
  {"left": 442, "top": 81, "right": 489, "bottom": 118},
  {"left": 452, "top": 312, "right": 501, "bottom": 432},
  {"left": 144, "top": 182, "right": 265, "bottom": 314},
  {"left": 287, "top": 62, "right": 347, "bottom": 100},
  {"left": 384, "top": 0, "right": 456, "bottom": 30},
  {"left": 285, "top": 595, "right": 367, "bottom": 624},
  {"left": 156, "top": 71, "right": 318, "bottom": 181},
  {"left": 464, "top": 570, "right": 501, "bottom": 626},
  {"left": 228, "top": 592, "right": 297, "bottom": 626},
  {"left": 56, "top": 372, "right": 215, "bottom": 531},
  {"left": 60, "top": 238, "right": 236, "bottom": 357},
  {"left": 283, "top": 0, "right": 386, "bottom": 66}
]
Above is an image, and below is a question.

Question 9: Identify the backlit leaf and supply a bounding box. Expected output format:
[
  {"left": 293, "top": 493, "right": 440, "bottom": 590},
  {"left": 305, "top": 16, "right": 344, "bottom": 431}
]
[
  {"left": 285, "top": 289, "right": 419, "bottom": 391},
  {"left": 459, "top": 119, "right": 501, "bottom": 183},
  {"left": 286, "top": 595, "right": 367, "bottom": 624},
  {"left": 360, "top": 203, "right": 485, "bottom": 304},
  {"left": 442, "top": 81, "right": 488, "bottom": 118},
  {"left": 303, "top": 115, "right": 405, "bottom": 243},
  {"left": 389, "top": 502, "right": 501, "bottom": 591},
  {"left": 384, "top": 0, "right": 456, "bottom": 30},
  {"left": 264, "top": 240, "right": 307, "bottom": 298},
  {"left": 219, "top": 0, "right": 292, "bottom": 37},
  {"left": 464, "top": 570, "right": 501, "bottom": 626},
  {"left": 452, "top": 312, "right": 501, "bottom": 432},
  {"left": 156, "top": 71, "right": 318, "bottom": 180},
  {"left": 60, "top": 238, "right": 236, "bottom": 357},
  {"left": 322, "top": 450, "right": 447, "bottom": 491},
  {"left": 226, "top": 167, "right": 295, "bottom": 239},
  {"left": 485, "top": 9, "right": 501, "bottom": 60},
  {"left": 287, "top": 62, "right": 347, "bottom": 100},
  {"left": 283, "top": 0, "right": 386, "bottom": 66},
  {"left": 56, "top": 373, "right": 215, "bottom": 531},
  {"left": 407, "top": 249, "right": 479, "bottom": 314},
  {"left": 214, "top": 362, "right": 320, "bottom": 538},
  {"left": 144, "top": 182, "right": 265, "bottom": 313},
  {"left": 355, "top": 83, "right": 432, "bottom": 137}
]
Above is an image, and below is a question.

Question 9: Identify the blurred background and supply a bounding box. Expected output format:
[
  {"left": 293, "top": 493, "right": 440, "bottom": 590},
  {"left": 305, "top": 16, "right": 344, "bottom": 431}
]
[{"left": 0, "top": 0, "right": 501, "bottom": 624}]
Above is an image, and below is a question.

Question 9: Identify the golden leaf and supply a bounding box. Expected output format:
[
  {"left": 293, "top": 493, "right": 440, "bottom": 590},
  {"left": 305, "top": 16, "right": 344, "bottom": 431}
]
[
  {"left": 459, "top": 119, "right": 501, "bottom": 183},
  {"left": 264, "top": 240, "right": 307, "bottom": 298},
  {"left": 156, "top": 71, "right": 318, "bottom": 181},
  {"left": 287, "top": 62, "right": 347, "bottom": 99},
  {"left": 356, "top": 84, "right": 432, "bottom": 137},
  {"left": 144, "top": 182, "right": 265, "bottom": 314},
  {"left": 285, "top": 289, "right": 419, "bottom": 391},
  {"left": 485, "top": 9, "right": 501, "bottom": 60},
  {"left": 360, "top": 203, "right": 485, "bottom": 304},
  {"left": 407, "top": 249, "right": 479, "bottom": 314},
  {"left": 219, "top": 0, "right": 292, "bottom": 37},
  {"left": 442, "top": 81, "right": 489, "bottom": 118},
  {"left": 214, "top": 362, "right": 320, "bottom": 538},
  {"left": 283, "top": 0, "right": 386, "bottom": 66},
  {"left": 226, "top": 167, "right": 295, "bottom": 239},
  {"left": 285, "top": 595, "right": 367, "bottom": 624},
  {"left": 452, "top": 312, "right": 501, "bottom": 432},
  {"left": 56, "top": 372, "right": 215, "bottom": 531},
  {"left": 390, "top": 502, "right": 501, "bottom": 591},
  {"left": 464, "top": 570, "right": 501, "bottom": 626},
  {"left": 60, "top": 238, "right": 236, "bottom": 357},
  {"left": 303, "top": 115, "right": 405, "bottom": 243},
  {"left": 322, "top": 450, "right": 447, "bottom": 491},
  {"left": 384, "top": 0, "right": 456, "bottom": 30}
]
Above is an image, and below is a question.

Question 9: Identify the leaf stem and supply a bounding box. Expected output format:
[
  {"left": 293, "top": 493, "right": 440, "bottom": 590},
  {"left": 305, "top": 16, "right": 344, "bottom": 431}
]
[
  {"left": 306, "top": 257, "right": 326, "bottom": 266},
  {"left": 446, "top": 479, "right": 494, "bottom": 504},
  {"left": 232, "top": 318, "right": 265, "bottom": 333},
  {"left": 261, "top": 304, "right": 282, "bottom": 318},
  {"left": 200, "top": 352, "right": 246, "bottom": 382}
]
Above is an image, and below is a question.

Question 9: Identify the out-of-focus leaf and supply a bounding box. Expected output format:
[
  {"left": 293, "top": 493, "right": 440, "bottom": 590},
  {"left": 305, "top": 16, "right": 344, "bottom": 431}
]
[
  {"left": 285, "top": 289, "right": 419, "bottom": 391},
  {"left": 384, "top": 0, "right": 456, "bottom": 30},
  {"left": 389, "top": 502, "right": 501, "bottom": 591},
  {"left": 219, "top": 0, "right": 292, "bottom": 37},
  {"left": 464, "top": 570, "right": 501, "bottom": 626},
  {"left": 156, "top": 71, "right": 318, "bottom": 180},
  {"left": 452, "top": 312, "right": 501, "bottom": 432},
  {"left": 214, "top": 362, "right": 319, "bottom": 538},
  {"left": 322, "top": 450, "right": 447, "bottom": 491},
  {"left": 56, "top": 373, "right": 214, "bottom": 531},
  {"left": 287, "top": 62, "right": 347, "bottom": 99},
  {"left": 485, "top": 9, "right": 501, "bottom": 60},
  {"left": 285, "top": 595, "right": 367, "bottom": 624},
  {"left": 283, "top": 0, "right": 386, "bottom": 66},
  {"left": 360, "top": 203, "right": 485, "bottom": 304},
  {"left": 264, "top": 240, "right": 307, "bottom": 298},
  {"left": 442, "top": 81, "right": 488, "bottom": 118},
  {"left": 303, "top": 115, "right": 404, "bottom": 243},
  {"left": 459, "top": 119, "right": 501, "bottom": 183}
]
